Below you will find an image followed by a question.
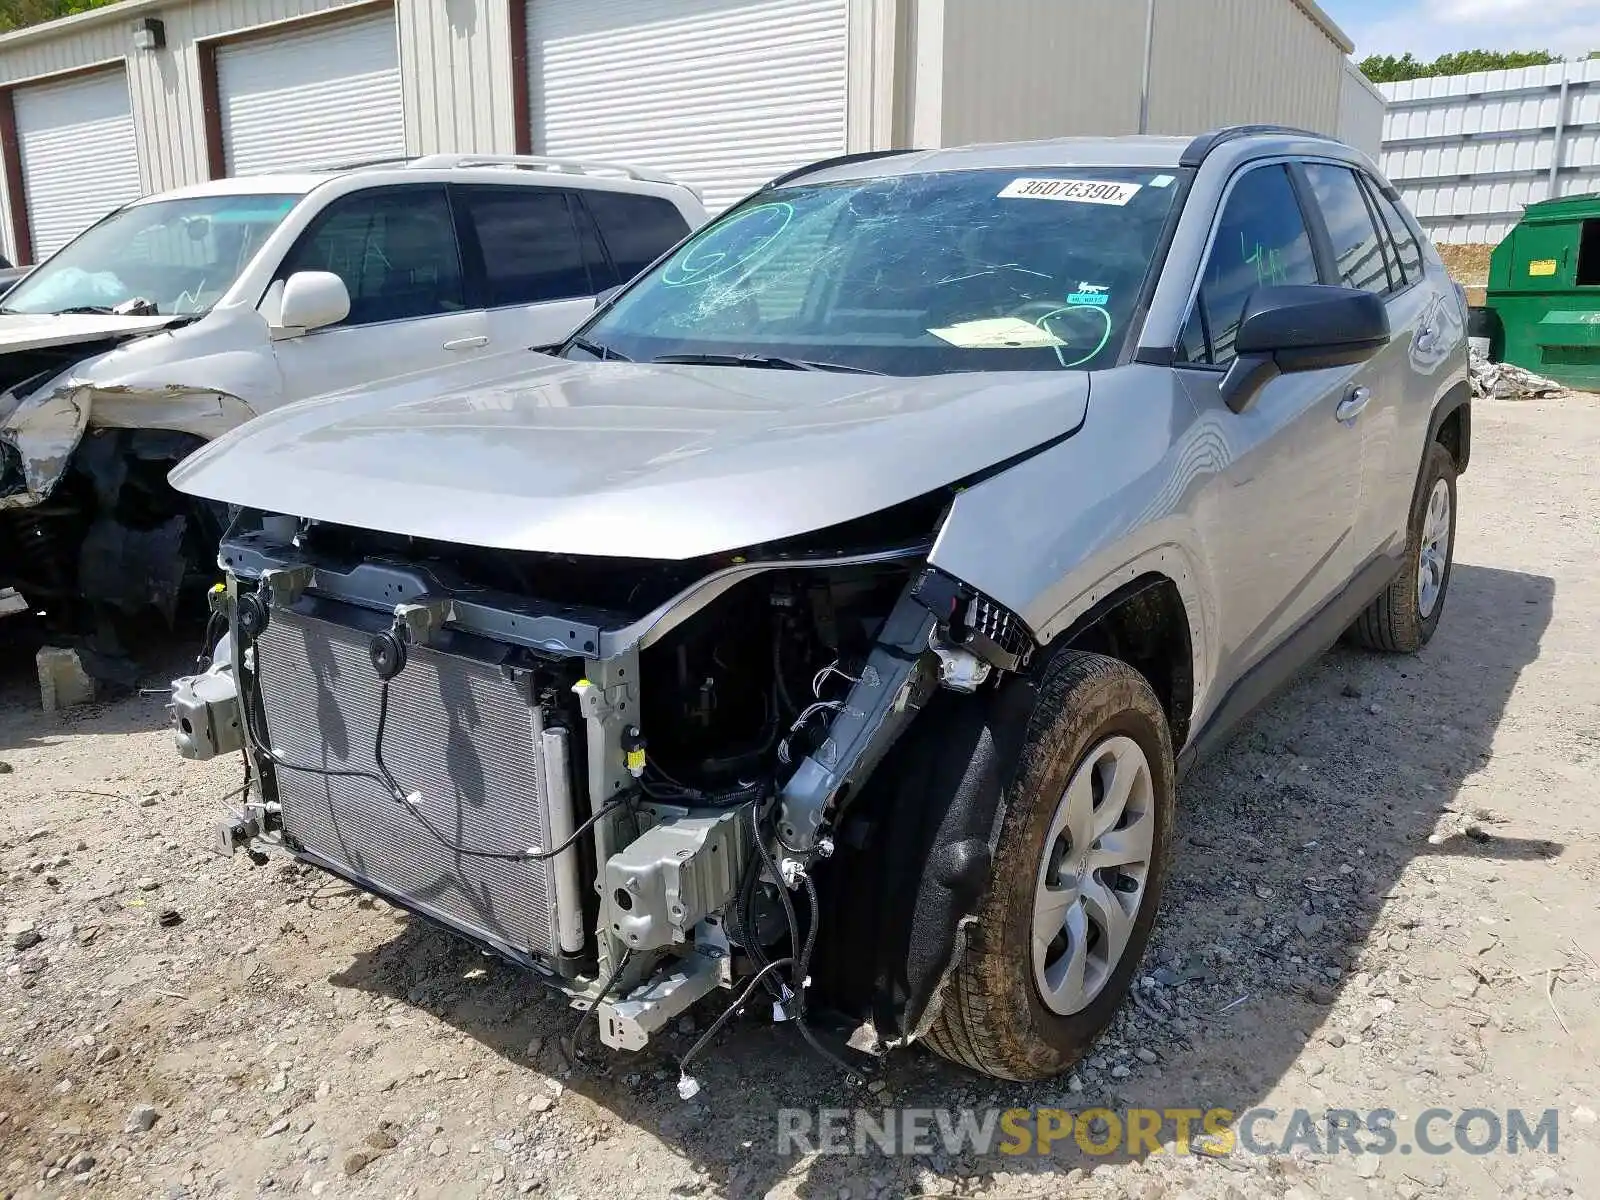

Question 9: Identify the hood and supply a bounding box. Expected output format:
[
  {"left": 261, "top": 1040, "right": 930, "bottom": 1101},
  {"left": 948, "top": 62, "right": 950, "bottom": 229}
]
[
  {"left": 0, "top": 311, "right": 183, "bottom": 354},
  {"left": 171, "top": 354, "right": 1090, "bottom": 559}
]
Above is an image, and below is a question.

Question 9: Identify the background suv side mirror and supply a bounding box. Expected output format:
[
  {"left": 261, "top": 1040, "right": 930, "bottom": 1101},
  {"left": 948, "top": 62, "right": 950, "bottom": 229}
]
[
  {"left": 276, "top": 271, "right": 351, "bottom": 337},
  {"left": 1222, "top": 284, "right": 1391, "bottom": 413}
]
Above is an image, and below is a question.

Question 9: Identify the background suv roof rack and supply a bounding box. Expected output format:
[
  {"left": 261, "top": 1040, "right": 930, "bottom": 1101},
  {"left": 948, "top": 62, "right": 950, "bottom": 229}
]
[
  {"left": 1180, "top": 124, "right": 1331, "bottom": 168},
  {"left": 404, "top": 153, "right": 680, "bottom": 186}
]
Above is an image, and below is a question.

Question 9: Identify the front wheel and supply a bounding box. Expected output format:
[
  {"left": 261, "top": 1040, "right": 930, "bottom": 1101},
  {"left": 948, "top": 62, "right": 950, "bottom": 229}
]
[
  {"left": 925, "top": 651, "right": 1174, "bottom": 1081},
  {"left": 1350, "top": 441, "right": 1458, "bottom": 653}
]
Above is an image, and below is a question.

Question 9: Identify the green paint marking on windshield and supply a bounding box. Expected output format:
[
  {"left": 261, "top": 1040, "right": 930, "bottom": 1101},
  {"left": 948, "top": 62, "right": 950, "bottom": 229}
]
[
  {"left": 661, "top": 202, "right": 795, "bottom": 288},
  {"left": 1033, "top": 303, "right": 1114, "bottom": 369}
]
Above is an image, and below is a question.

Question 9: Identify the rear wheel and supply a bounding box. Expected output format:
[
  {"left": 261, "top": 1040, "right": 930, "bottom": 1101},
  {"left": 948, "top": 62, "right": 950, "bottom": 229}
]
[
  {"left": 1350, "top": 442, "right": 1457, "bottom": 653},
  {"left": 925, "top": 651, "right": 1174, "bottom": 1081}
]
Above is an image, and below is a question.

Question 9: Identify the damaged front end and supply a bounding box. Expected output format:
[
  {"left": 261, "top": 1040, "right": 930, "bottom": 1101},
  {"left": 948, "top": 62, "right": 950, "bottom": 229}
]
[
  {"left": 0, "top": 359, "right": 238, "bottom": 634},
  {"left": 173, "top": 502, "right": 1036, "bottom": 1077}
]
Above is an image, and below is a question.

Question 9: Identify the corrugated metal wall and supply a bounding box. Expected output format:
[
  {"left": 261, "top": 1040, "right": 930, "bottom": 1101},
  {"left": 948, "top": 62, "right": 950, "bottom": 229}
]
[
  {"left": 0, "top": 0, "right": 513, "bottom": 197},
  {"left": 935, "top": 0, "right": 1350, "bottom": 148},
  {"left": 396, "top": 0, "right": 516, "bottom": 156},
  {"left": 1338, "top": 60, "right": 1386, "bottom": 161},
  {"left": 1145, "top": 0, "right": 1345, "bottom": 136},
  {"left": 938, "top": 0, "right": 1146, "bottom": 145},
  {"left": 1380, "top": 60, "right": 1600, "bottom": 246}
]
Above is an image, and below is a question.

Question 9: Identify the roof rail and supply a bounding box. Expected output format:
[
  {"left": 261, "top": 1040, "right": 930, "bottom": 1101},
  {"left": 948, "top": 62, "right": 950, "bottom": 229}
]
[
  {"left": 404, "top": 153, "right": 680, "bottom": 185},
  {"left": 761, "top": 148, "right": 923, "bottom": 192},
  {"left": 297, "top": 154, "right": 421, "bottom": 173},
  {"left": 1179, "top": 125, "right": 1332, "bottom": 168}
]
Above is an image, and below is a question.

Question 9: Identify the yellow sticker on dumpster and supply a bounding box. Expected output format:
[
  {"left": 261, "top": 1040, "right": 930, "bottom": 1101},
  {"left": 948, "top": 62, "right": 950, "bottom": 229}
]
[{"left": 1529, "top": 259, "right": 1559, "bottom": 277}]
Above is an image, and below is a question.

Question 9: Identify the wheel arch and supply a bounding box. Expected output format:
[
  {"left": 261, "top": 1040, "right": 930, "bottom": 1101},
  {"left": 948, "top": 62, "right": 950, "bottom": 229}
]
[{"left": 1429, "top": 380, "right": 1471, "bottom": 476}]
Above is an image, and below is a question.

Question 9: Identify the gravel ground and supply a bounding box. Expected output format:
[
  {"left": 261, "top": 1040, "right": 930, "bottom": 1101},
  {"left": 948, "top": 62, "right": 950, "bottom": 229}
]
[{"left": 2, "top": 393, "right": 1599, "bottom": 1200}]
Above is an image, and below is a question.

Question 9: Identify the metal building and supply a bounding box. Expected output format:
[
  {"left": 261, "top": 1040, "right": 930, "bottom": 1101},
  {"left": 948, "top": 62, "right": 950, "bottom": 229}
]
[{"left": 0, "top": 0, "right": 1360, "bottom": 264}]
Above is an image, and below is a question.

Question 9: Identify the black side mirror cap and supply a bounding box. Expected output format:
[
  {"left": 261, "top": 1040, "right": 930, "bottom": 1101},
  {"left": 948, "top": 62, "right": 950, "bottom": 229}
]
[{"left": 1223, "top": 285, "right": 1392, "bottom": 412}]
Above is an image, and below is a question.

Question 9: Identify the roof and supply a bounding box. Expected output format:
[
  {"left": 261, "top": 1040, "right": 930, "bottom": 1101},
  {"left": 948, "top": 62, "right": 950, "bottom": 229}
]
[
  {"left": 788, "top": 138, "right": 1195, "bottom": 187},
  {"left": 1290, "top": 0, "right": 1354, "bottom": 54},
  {"left": 0, "top": 0, "right": 173, "bottom": 50},
  {"left": 133, "top": 174, "right": 332, "bottom": 204},
  {"left": 781, "top": 127, "right": 1358, "bottom": 188}
]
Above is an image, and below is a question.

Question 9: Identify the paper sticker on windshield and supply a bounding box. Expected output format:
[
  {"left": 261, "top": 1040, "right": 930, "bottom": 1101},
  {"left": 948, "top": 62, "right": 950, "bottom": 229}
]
[
  {"left": 929, "top": 318, "right": 1066, "bottom": 350},
  {"left": 998, "top": 178, "right": 1142, "bottom": 206},
  {"left": 1068, "top": 283, "right": 1111, "bottom": 306}
]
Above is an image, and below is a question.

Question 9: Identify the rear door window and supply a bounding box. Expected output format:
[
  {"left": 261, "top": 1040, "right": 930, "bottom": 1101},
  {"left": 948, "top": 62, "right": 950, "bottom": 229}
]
[
  {"left": 1366, "top": 179, "right": 1424, "bottom": 288},
  {"left": 279, "top": 185, "right": 464, "bottom": 326},
  {"left": 453, "top": 185, "right": 593, "bottom": 307},
  {"left": 1178, "top": 164, "right": 1320, "bottom": 366},
  {"left": 1303, "top": 164, "right": 1392, "bottom": 295},
  {"left": 583, "top": 190, "right": 691, "bottom": 282}
]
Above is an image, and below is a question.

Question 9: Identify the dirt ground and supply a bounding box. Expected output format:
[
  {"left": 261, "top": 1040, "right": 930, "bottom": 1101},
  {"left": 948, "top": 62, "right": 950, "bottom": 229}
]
[{"left": 3, "top": 392, "right": 1599, "bottom": 1200}]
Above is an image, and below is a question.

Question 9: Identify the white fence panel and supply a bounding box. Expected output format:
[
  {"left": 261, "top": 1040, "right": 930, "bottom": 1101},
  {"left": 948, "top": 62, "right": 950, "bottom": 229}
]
[{"left": 1379, "top": 60, "right": 1600, "bottom": 245}]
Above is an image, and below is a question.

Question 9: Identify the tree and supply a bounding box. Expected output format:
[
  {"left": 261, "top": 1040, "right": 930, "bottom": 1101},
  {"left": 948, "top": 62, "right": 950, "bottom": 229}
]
[
  {"left": 1360, "top": 49, "right": 1562, "bottom": 84},
  {"left": 0, "top": 1, "right": 121, "bottom": 34}
]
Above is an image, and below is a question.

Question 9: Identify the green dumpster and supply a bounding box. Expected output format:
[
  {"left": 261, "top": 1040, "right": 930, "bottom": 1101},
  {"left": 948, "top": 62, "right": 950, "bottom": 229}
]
[{"left": 1486, "top": 193, "right": 1600, "bottom": 391}]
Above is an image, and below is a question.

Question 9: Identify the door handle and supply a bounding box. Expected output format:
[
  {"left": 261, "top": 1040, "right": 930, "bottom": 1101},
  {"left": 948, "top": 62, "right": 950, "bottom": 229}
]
[
  {"left": 443, "top": 335, "right": 489, "bottom": 351},
  {"left": 1336, "top": 386, "right": 1372, "bottom": 423}
]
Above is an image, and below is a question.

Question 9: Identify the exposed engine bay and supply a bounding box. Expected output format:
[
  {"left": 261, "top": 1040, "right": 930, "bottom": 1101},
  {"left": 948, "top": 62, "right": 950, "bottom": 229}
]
[{"left": 173, "top": 505, "right": 1036, "bottom": 1085}]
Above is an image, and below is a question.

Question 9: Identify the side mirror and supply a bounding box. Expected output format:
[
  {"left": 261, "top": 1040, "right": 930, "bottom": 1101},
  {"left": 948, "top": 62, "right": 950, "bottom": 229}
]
[
  {"left": 276, "top": 271, "right": 350, "bottom": 336},
  {"left": 593, "top": 284, "right": 622, "bottom": 308},
  {"left": 1221, "top": 285, "right": 1391, "bottom": 413}
]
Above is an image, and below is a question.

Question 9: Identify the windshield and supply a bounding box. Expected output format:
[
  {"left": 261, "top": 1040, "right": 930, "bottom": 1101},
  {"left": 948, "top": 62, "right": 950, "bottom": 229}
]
[
  {"left": 1, "top": 194, "right": 299, "bottom": 318},
  {"left": 574, "top": 167, "right": 1186, "bottom": 375}
]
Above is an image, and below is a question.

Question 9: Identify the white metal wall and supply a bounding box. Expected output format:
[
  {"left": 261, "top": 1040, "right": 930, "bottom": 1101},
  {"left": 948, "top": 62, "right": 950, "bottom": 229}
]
[
  {"left": 1380, "top": 59, "right": 1600, "bottom": 246},
  {"left": 396, "top": 0, "right": 518, "bottom": 156},
  {"left": 1338, "top": 60, "right": 1386, "bottom": 161},
  {"left": 933, "top": 0, "right": 1351, "bottom": 148},
  {"left": 0, "top": 0, "right": 512, "bottom": 196},
  {"left": 217, "top": 8, "right": 403, "bottom": 174},
  {"left": 526, "top": 0, "right": 849, "bottom": 211},
  {"left": 1146, "top": 0, "right": 1347, "bottom": 137}
]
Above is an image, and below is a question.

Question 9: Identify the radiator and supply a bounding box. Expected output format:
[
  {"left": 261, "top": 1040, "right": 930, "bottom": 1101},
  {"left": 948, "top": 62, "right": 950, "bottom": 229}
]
[{"left": 255, "top": 609, "right": 563, "bottom": 963}]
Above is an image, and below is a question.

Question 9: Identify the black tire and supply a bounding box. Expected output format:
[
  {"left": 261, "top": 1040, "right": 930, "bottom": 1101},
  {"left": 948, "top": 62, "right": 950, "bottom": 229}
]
[
  {"left": 1349, "top": 442, "right": 1457, "bottom": 654},
  {"left": 924, "top": 651, "right": 1174, "bottom": 1081}
]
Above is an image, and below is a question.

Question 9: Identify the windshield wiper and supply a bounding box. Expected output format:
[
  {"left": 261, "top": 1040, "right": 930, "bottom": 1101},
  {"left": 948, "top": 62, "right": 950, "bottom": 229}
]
[
  {"left": 651, "top": 352, "right": 884, "bottom": 375},
  {"left": 565, "top": 335, "right": 631, "bottom": 362},
  {"left": 52, "top": 305, "right": 117, "bottom": 316}
]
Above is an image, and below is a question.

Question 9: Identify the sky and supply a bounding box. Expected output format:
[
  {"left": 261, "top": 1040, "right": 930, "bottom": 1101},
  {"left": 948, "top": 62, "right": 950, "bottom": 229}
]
[{"left": 1327, "top": 0, "right": 1600, "bottom": 61}]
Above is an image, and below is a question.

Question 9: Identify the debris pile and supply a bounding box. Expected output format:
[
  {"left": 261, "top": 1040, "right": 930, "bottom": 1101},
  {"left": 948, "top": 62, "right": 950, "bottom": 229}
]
[{"left": 1470, "top": 347, "right": 1568, "bottom": 401}]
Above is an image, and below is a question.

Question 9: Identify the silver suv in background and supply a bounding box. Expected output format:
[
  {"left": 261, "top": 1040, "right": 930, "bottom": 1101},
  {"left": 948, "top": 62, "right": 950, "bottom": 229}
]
[
  {"left": 169, "top": 127, "right": 1468, "bottom": 1084},
  {"left": 0, "top": 155, "right": 705, "bottom": 654}
]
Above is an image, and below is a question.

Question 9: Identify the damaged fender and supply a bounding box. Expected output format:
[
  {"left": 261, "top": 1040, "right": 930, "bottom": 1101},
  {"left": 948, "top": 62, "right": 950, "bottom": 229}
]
[{"left": 1, "top": 379, "right": 258, "bottom": 508}]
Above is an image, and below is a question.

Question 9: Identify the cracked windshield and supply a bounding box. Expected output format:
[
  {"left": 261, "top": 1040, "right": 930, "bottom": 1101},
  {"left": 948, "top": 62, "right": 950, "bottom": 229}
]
[
  {"left": 577, "top": 167, "right": 1186, "bottom": 376},
  {"left": 0, "top": 194, "right": 297, "bottom": 318}
]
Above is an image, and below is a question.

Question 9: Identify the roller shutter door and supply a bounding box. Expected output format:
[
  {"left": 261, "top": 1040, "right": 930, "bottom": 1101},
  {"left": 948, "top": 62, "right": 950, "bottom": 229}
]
[
  {"left": 14, "top": 69, "right": 141, "bottom": 262},
  {"left": 528, "top": 0, "right": 848, "bottom": 212},
  {"left": 217, "top": 9, "right": 404, "bottom": 176}
]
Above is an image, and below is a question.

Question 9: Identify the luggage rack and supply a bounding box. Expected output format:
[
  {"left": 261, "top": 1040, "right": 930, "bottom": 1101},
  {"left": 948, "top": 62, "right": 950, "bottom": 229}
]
[{"left": 405, "top": 152, "right": 680, "bottom": 185}]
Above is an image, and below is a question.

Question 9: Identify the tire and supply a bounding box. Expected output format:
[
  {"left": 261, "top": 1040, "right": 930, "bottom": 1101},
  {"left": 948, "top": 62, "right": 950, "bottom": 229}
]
[
  {"left": 1349, "top": 441, "right": 1458, "bottom": 654},
  {"left": 924, "top": 651, "right": 1175, "bottom": 1081}
]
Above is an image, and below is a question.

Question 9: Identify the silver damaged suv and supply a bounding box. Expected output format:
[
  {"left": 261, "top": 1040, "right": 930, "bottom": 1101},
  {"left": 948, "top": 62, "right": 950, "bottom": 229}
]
[{"left": 169, "top": 127, "right": 1469, "bottom": 1083}]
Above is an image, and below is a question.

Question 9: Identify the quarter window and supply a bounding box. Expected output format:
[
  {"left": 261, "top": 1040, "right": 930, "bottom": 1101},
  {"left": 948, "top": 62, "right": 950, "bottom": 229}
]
[
  {"left": 1368, "top": 180, "right": 1424, "bottom": 288},
  {"left": 280, "top": 187, "right": 464, "bottom": 326},
  {"left": 1178, "top": 165, "right": 1319, "bottom": 367},
  {"left": 1303, "top": 164, "right": 1391, "bottom": 295},
  {"left": 584, "top": 190, "right": 692, "bottom": 282},
  {"left": 455, "top": 185, "right": 592, "bottom": 307}
]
